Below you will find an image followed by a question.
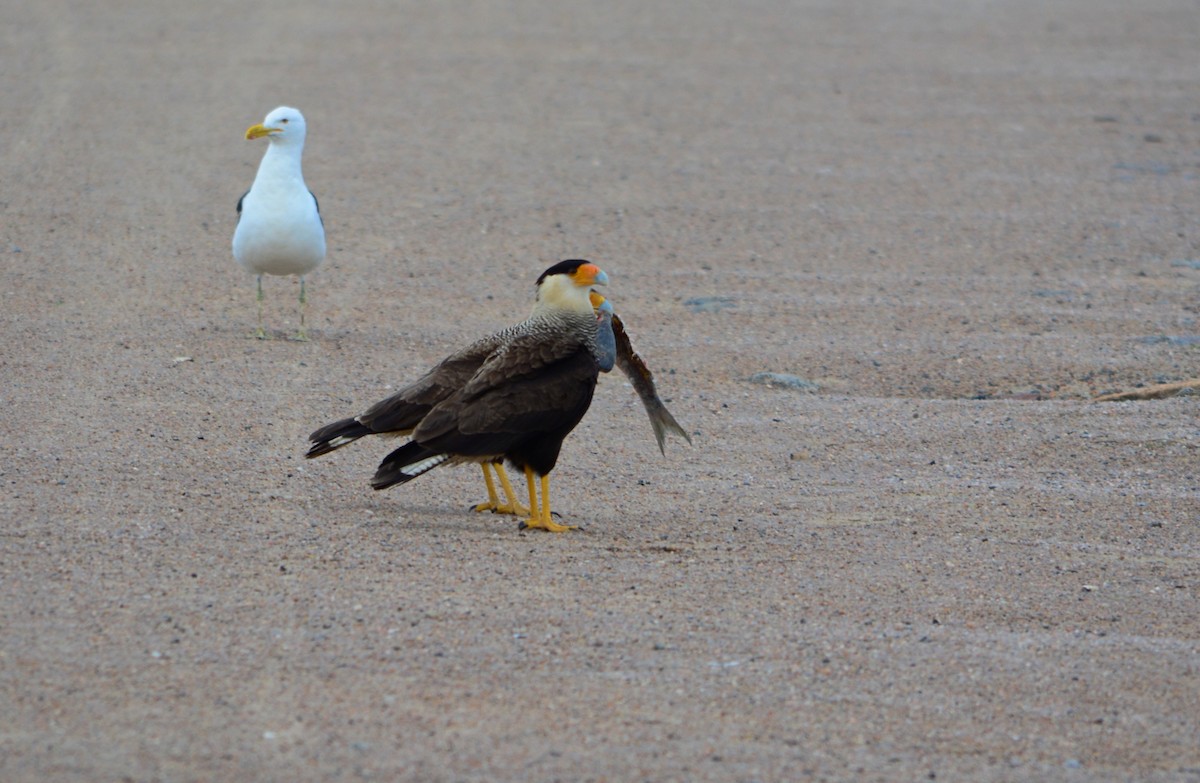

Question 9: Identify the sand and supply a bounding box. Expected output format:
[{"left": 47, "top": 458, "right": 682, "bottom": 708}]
[{"left": 2, "top": 1, "right": 1198, "bottom": 780}]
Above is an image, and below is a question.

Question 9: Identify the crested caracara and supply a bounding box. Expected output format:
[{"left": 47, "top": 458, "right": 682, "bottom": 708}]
[{"left": 306, "top": 260, "right": 614, "bottom": 532}]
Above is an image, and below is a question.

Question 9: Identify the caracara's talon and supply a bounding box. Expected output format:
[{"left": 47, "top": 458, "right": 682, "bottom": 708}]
[
  {"left": 472, "top": 464, "right": 530, "bottom": 515},
  {"left": 519, "top": 517, "right": 576, "bottom": 533},
  {"left": 474, "top": 500, "right": 530, "bottom": 516}
]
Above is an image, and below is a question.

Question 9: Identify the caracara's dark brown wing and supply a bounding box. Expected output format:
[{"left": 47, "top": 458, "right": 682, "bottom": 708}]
[
  {"left": 306, "top": 335, "right": 504, "bottom": 458},
  {"left": 358, "top": 335, "right": 504, "bottom": 433},
  {"left": 462, "top": 354, "right": 596, "bottom": 437},
  {"left": 370, "top": 345, "right": 599, "bottom": 488},
  {"left": 415, "top": 334, "right": 598, "bottom": 451},
  {"left": 611, "top": 313, "right": 691, "bottom": 453}
]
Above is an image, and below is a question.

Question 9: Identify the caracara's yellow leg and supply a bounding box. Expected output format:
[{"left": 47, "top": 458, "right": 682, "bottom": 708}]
[
  {"left": 522, "top": 467, "right": 538, "bottom": 524},
  {"left": 519, "top": 467, "right": 574, "bottom": 532},
  {"left": 494, "top": 465, "right": 531, "bottom": 515},
  {"left": 474, "top": 464, "right": 531, "bottom": 515},
  {"left": 473, "top": 464, "right": 501, "bottom": 512}
]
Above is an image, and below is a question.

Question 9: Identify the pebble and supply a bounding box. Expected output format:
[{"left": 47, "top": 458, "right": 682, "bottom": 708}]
[
  {"left": 747, "top": 372, "right": 818, "bottom": 391},
  {"left": 683, "top": 296, "right": 736, "bottom": 313},
  {"left": 1136, "top": 335, "right": 1200, "bottom": 346}
]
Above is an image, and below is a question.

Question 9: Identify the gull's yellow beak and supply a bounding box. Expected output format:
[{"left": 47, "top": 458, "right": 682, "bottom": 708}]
[{"left": 245, "top": 123, "right": 281, "bottom": 140}]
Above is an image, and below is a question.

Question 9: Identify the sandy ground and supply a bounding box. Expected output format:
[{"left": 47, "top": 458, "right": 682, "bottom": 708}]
[{"left": 2, "top": 1, "right": 1198, "bottom": 780}]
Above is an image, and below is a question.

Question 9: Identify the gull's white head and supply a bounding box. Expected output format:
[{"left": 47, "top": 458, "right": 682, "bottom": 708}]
[{"left": 244, "top": 106, "right": 307, "bottom": 146}]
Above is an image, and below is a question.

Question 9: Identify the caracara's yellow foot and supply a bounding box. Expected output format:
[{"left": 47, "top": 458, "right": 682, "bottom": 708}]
[
  {"left": 474, "top": 464, "right": 530, "bottom": 516},
  {"left": 474, "top": 499, "right": 531, "bottom": 516},
  {"left": 518, "top": 516, "right": 576, "bottom": 533},
  {"left": 292, "top": 329, "right": 310, "bottom": 342},
  {"left": 517, "top": 468, "right": 574, "bottom": 531}
]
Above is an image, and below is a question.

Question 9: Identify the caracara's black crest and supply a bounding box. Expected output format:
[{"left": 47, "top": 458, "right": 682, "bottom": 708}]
[{"left": 537, "top": 259, "right": 593, "bottom": 285}]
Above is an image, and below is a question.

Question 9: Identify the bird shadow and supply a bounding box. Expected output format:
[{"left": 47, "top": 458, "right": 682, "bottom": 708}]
[{"left": 353, "top": 500, "right": 586, "bottom": 535}]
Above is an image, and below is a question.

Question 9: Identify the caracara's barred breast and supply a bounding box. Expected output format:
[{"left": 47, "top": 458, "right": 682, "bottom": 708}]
[{"left": 482, "top": 311, "right": 605, "bottom": 374}]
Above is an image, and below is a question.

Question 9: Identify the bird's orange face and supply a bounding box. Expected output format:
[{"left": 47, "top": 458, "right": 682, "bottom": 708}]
[
  {"left": 570, "top": 263, "right": 608, "bottom": 289},
  {"left": 532, "top": 260, "right": 610, "bottom": 316}
]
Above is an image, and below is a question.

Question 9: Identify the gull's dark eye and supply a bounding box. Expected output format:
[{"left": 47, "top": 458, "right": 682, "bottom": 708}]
[{"left": 280, "top": 118, "right": 289, "bottom": 123}]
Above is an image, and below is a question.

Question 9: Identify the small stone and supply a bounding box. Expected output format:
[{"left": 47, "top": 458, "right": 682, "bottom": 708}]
[
  {"left": 1032, "top": 289, "right": 1073, "bottom": 299},
  {"left": 683, "top": 295, "right": 736, "bottom": 313},
  {"left": 747, "top": 372, "right": 818, "bottom": 391},
  {"left": 1137, "top": 335, "right": 1200, "bottom": 346}
]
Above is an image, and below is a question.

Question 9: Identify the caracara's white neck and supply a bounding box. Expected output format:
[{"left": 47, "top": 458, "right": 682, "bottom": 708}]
[{"left": 532, "top": 275, "right": 595, "bottom": 317}]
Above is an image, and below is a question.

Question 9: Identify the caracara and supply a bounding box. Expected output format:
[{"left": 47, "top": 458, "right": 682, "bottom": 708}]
[
  {"left": 232, "top": 106, "right": 325, "bottom": 340},
  {"left": 306, "top": 260, "right": 614, "bottom": 531}
]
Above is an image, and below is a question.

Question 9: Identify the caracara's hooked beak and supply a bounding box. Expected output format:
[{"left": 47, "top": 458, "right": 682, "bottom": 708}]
[
  {"left": 572, "top": 263, "right": 609, "bottom": 290},
  {"left": 245, "top": 123, "right": 282, "bottom": 140}
]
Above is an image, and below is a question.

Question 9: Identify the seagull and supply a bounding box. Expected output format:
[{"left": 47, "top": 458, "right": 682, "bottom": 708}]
[{"left": 232, "top": 106, "right": 325, "bottom": 340}]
